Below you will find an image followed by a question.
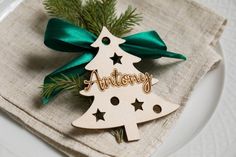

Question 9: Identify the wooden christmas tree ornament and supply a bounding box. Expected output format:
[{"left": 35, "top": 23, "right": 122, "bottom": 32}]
[{"left": 72, "top": 27, "right": 179, "bottom": 141}]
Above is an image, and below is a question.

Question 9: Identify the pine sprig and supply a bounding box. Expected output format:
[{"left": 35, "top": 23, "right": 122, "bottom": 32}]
[
  {"left": 43, "top": 0, "right": 142, "bottom": 37},
  {"left": 41, "top": 74, "right": 84, "bottom": 99},
  {"left": 110, "top": 127, "right": 125, "bottom": 143},
  {"left": 43, "top": 0, "right": 84, "bottom": 26},
  {"left": 111, "top": 7, "right": 140, "bottom": 36}
]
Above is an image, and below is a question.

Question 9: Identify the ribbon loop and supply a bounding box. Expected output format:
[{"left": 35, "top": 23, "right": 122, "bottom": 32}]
[
  {"left": 43, "top": 18, "right": 186, "bottom": 104},
  {"left": 44, "top": 18, "right": 97, "bottom": 52}
]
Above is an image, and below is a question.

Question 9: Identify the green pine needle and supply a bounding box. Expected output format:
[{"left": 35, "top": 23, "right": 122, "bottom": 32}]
[
  {"left": 43, "top": 0, "right": 142, "bottom": 37},
  {"left": 43, "top": 0, "right": 84, "bottom": 27},
  {"left": 110, "top": 127, "right": 125, "bottom": 143},
  {"left": 41, "top": 74, "right": 84, "bottom": 99}
]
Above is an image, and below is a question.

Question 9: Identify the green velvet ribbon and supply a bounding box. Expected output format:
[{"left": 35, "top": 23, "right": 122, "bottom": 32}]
[{"left": 43, "top": 18, "right": 186, "bottom": 104}]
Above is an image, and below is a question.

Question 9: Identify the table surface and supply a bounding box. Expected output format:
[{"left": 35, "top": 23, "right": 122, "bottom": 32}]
[{"left": 0, "top": 0, "right": 236, "bottom": 157}]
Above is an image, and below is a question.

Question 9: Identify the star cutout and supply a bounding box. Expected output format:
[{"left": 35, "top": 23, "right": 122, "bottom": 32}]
[
  {"left": 110, "top": 53, "right": 122, "bottom": 65},
  {"left": 92, "top": 109, "right": 106, "bottom": 121},
  {"left": 131, "top": 99, "right": 144, "bottom": 111}
]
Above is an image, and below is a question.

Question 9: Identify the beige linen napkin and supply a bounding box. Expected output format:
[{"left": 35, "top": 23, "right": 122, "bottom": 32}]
[{"left": 0, "top": 0, "right": 226, "bottom": 156}]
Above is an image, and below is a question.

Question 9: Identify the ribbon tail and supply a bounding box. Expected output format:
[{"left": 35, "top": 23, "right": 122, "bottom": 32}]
[
  {"left": 156, "top": 49, "right": 187, "bottom": 60},
  {"left": 122, "top": 30, "right": 187, "bottom": 60},
  {"left": 42, "top": 52, "right": 94, "bottom": 104},
  {"left": 121, "top": 44, "right": 186, "bottom": 60}
]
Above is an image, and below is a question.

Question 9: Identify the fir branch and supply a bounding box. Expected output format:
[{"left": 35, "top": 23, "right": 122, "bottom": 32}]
[
  {"left": 110, "top": 127, "right": 125, "bottom": 143},
  {"left": 110, "top": 6, "right": 142, "bottom": 36},
  {"left": 41, "top": 74, "right": 83, "bottom": 99},
  {"left": 43, "top": 0, "right": 84, "bottom": 26},
  {"left": 43, "top": 0, "right": 142, "bottom": 37}
]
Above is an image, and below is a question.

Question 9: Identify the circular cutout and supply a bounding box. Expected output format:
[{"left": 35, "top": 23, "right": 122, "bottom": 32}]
[
  {"left": 153, "top": 105, "right": 162, "bottom": 113},
  {"left": 102, "top": 37, "right": 111, "bottom": 45},
  {"left": 110, "top": 97, "right": 119, "bottom": 106}
]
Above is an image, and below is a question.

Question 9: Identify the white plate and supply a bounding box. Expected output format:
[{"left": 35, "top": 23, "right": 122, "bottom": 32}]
[
  {"left": 153, "top": 43, "right": 225, "bottom": 157},
  {"left": 0, "top": 1, "right": 225, "bottom": 157}
]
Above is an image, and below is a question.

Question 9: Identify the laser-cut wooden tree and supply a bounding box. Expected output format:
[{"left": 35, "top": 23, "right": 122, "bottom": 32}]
[{"left": 72, "top": 27, "right": 179, "bottom": 141}]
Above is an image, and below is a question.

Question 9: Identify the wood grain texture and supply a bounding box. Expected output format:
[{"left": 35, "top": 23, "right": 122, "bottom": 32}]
[{"left": 72, "top": 27, "right": 179, "bottom": 141}]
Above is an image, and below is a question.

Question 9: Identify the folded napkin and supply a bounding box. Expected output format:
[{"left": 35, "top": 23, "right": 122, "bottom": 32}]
[{"left": 0, "top": 0, "right": 226, "bottom": 156}]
